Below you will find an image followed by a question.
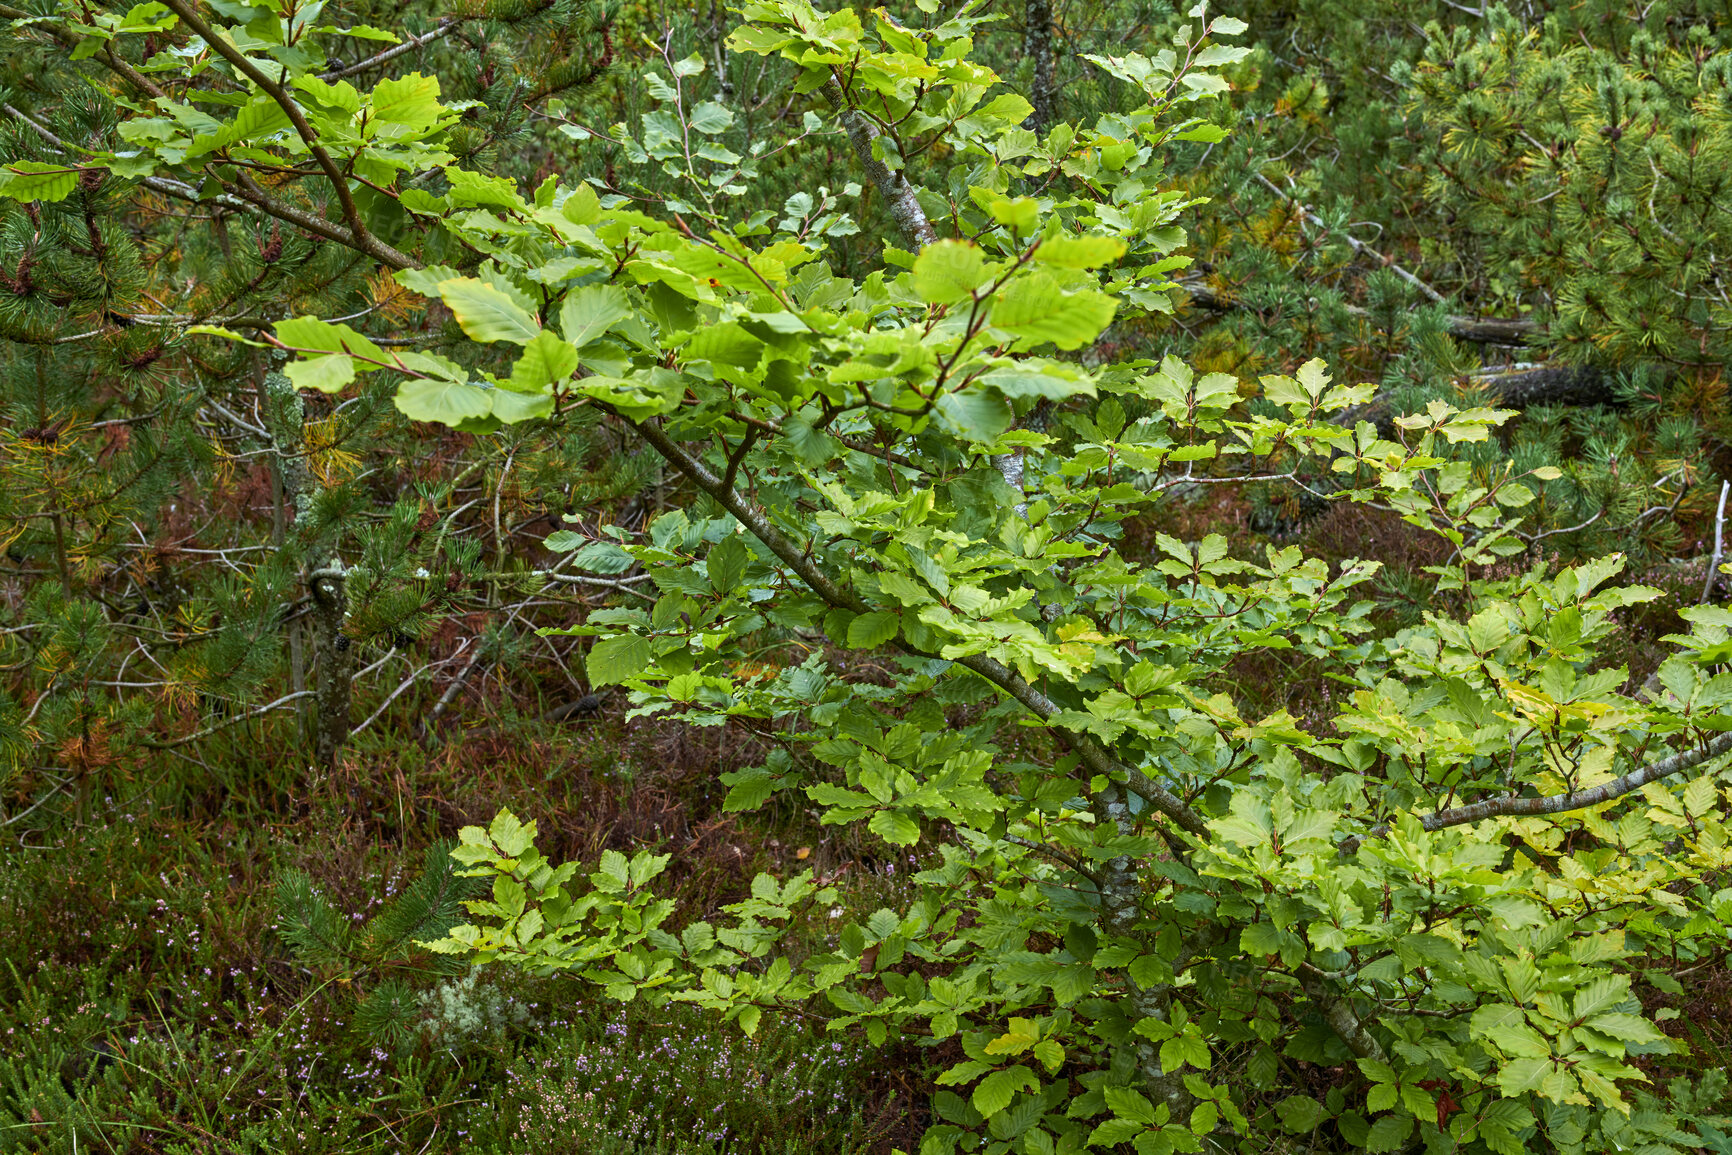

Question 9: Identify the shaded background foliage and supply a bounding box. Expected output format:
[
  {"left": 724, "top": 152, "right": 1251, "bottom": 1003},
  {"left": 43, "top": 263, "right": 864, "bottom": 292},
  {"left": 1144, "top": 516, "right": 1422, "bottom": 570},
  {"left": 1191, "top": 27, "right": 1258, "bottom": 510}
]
[{"left": 1, "top": 0, "right": 1731, "bottom": 1149}]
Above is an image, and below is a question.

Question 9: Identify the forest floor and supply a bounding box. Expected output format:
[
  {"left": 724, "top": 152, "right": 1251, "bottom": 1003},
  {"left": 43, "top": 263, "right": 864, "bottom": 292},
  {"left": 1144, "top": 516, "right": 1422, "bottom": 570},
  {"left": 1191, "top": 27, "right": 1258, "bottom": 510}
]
[
  {"left": 0, "top": 708, "right": 930, "bottom": 1154},
  {"left": 2, "top": 504, "right": 1725, "bottom": 1155}
]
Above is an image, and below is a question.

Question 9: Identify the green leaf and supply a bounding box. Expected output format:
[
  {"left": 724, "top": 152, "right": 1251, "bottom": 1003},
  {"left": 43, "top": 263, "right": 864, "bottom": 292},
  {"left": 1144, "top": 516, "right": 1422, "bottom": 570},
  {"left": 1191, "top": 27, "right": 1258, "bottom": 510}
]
[
  {"left": 973, "top": 191, "right": 1039, "bottom": 233},
  {"left": 562, "top": 183, "right": 601, "bottom": 225},
  {"left": 689, "top": 101, "right": 735, "bottom": 134},
  {"left": 707, "top": 534, "right": 748, "bottom": 593},
  {"left": 935, "top": 389, "right": 1014, "bottom": 443},
  {"left": 1239, "top": 922, "right": 1285, "bottom": 958},
  {"left": 868, "top": 809, "right": 921, "bottom": 846},
  {"left": 286, "top": 355, "right": 356, "bottom": 393},
  {"left": 488, "top": 388, "right": 554, "bottom": 424},
  {"left": 587, "top": 634, "right": 653, "bottom": 686},
  {"left": 395, "top": 264, "right": 466, "bottom": 299},
  {"left": 394, "top": 378, "right": 493, "bottom": 425},
  {"left": 991, "top": 274, "right": 1117, "bottom": 350},
  {"left": 0, "top": 161, "right": 82, "bottom": 203},
  {"left": 912, "top": 240, "right": 989, "bottom": 304},
  {"left": 440, "top": 278, "right": 542, "bottom": 345},
  {"left": 1471, "top": 1005, "right": 1550, "bottom": 1059},
  {"left": 971, "top": 1065, "right": 1035, "bottom": 1118},
  {"left": 489, "top": 808, "right": 535, "bottom": 857},
  {"left": 1275, "top": 1095, "right": 1325, "bottom": 1133},
  {"left": 847, "top": 611, "right": 900, "bottom": 648},
  {"left": 370, "top": 72, "right": 443, "bottom": 132},
  {"left": 214, "top": 95, "right": 292, "bottom": 150},
  {"left": 723, "top": 770, "right": 776, "bottom": 812},
  {"left": 1104, "top": 1086, "right": 1155, "bottom": 1125},
  {"left": 1571, "top": 975, "right": 1629, "bottom": 1020},
  {"left": 444, "top": 167, "right": 527, "bottom": 212},
  {"left": 1365, "top": 1113, "right": 1413, "bottom": 1153},
  {"left": 1034, "top": 235, "right": 1127, "bottom": 269},
  {"left": 559, "top": 285, "right": 631, "bottom": 349},
  {"left": 185, "top": 324, "right": 269, "bottom": 347},
  {"left": 295, "top": 74, "right": 363, "bottom": 115},
  {"left": 1584, "top": 1013, "right": 1665, "bottom": 1045},
  {"left": 275, "top": 316, "right": 386, "bottom": 363},
  {"left": 509, "top": 330, "right": 579, "bottom": 391}
]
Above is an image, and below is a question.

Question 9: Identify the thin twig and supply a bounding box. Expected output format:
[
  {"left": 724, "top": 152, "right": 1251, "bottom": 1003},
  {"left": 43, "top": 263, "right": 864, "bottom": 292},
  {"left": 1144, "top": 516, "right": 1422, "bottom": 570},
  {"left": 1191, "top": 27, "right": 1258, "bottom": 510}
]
[
  {"left": 1702, "top": 479, "right": 1729, "bottom": 604},
  {"left": 319, "top": 19, "right": 460, "bottom": 80},
  {"left": 1255, "top": 173, "right": 1445, "bottom": 304},
  {"left": 138, "top": 690, "right": 316, "bottom": 749}
]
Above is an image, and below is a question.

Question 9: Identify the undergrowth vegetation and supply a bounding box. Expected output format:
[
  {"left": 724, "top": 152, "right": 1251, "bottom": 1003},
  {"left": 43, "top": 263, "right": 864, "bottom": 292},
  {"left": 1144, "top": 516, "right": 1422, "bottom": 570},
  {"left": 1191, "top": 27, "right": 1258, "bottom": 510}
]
[
  {"left": 0, "top": 725, "right": 921, "bottom": 1153},
  {"left": 4, "top": 0, "right": 1732, "bottom": 1149}
]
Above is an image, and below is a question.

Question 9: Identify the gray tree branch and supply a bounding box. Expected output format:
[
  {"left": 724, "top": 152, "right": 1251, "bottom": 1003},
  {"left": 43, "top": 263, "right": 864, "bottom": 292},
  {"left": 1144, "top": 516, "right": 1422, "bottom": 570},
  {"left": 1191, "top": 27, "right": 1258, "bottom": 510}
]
[
  {"left": 820, "top": 78, "right": 938, "bottom": 249},
  {"left": 1348, "top": 730, "right": 1732, "bottom": 850}
]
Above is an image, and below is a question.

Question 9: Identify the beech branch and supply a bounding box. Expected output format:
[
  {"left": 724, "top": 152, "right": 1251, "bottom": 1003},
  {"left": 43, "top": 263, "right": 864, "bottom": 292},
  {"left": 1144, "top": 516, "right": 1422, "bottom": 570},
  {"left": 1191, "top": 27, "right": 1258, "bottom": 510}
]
[
  {"left": 1297, "top": 963, "right": 1387, "bottom": 1063},
  {"left": 3, "top": 7, "right": 415, "bottom": 271},
  {"left": 1347, "top": 729, "right": 1732, "bottom": 851},
  {"left": 626, "top": 416, "right": 1213, "bottom": 840},
  {"left": 156, "top": 0, "right": 416, "bottom": 271},
  {"left": 821, "top": 77, "right": 938, "bottom": 250}
]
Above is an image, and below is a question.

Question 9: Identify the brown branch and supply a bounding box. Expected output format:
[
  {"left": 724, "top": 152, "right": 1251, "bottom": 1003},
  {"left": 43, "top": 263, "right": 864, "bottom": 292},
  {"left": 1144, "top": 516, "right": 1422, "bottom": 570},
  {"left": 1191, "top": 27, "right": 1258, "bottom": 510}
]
[
  {"left": 319, "top": 18, "right": 460, "bottom": 80},
  {"left": 1255, "top": 172, "right": 1445, "bottom": 305},
  {"left": 626, "top": 415, "right": 1212, "bottom": 840},
  {"left": 1473, "top": 362, "right": 1610, "bottom": 407},
  {"left": 1180, "top": 278, "right": 1538, "bottom": 346},
  {"left": 229, "top": 173, "right": 413, "bottom": 269},
  {"left": 1297, "top": 963, "right": 1387, "bottom": 1063},
  {"left": 155, "top": 0, "right": 415, "bottom": 271}
]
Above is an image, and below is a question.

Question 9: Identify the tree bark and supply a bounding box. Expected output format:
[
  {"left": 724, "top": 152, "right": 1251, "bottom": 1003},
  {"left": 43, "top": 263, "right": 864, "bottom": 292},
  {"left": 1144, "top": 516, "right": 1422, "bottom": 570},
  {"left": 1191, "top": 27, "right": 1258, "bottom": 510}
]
[
  {"left": 1179, "top": 278, "right": 1540, "bottom": 346},
  {"left": 263, "top": 370, "right": 309, "bottom": 702},
  {"left": 821, "top": 78, "right": 938, "bottom": 249},
  {"left": 1093, "top": 782, "right": 1196, "bottom": 1118},
  {"left": 1023, "top": 0, "right": 1057, "bottom": 135},
  {"left": 1474, "top": 362, "right": 1610, "bottom": 408},
  {"left": 309, "top": 566, "right": 351, "bottom": 768}
]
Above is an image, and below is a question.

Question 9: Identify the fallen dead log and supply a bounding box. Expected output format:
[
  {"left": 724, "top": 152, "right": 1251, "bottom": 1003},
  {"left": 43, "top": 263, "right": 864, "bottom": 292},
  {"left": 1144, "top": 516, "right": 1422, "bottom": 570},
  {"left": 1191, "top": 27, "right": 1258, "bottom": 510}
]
[
  {"left": 1335, "top": 362, "right": 1613, "bottom": 433},
  {"left": 1470, "top": 362, "right": 1611, "bottom": 408},
  {"left": 1179, "top": 279, "right": 1540, "bottom": 346}
]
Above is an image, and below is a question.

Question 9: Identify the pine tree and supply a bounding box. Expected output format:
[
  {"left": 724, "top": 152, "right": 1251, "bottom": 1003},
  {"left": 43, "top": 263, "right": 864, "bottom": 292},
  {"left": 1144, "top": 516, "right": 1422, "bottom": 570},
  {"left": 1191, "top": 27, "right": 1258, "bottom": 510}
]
[{"left": 0, "top": 0, "right": 630, "bottom": 788}]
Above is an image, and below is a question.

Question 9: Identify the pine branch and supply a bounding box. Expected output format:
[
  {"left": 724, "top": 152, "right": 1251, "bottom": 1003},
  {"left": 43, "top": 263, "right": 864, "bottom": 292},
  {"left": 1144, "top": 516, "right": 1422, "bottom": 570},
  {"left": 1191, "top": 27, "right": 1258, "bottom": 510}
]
[
  {"left": 363, "top": 841, "right": 475, "bottom": 958},
  {"left": 1255, "top": 172, "right": 1445, "bottom": 305},
  {"left": 319, "top": 18, "right": 462, "bottom": 81},
  {"left": 137, "top": 689, "right": 315, "bottom": 749},
  {"left": 274, "top": 868, "right": 355, "bottom": 967},
  {"left": 1475, "top": 362, "right": 1609, "bottom": 407},
  {"left": 1335, "top": 362, "right": 1611, "bottom": 433},
  {"left": 1179, "top": 277, "right": 1537, "bottom": 346}
]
